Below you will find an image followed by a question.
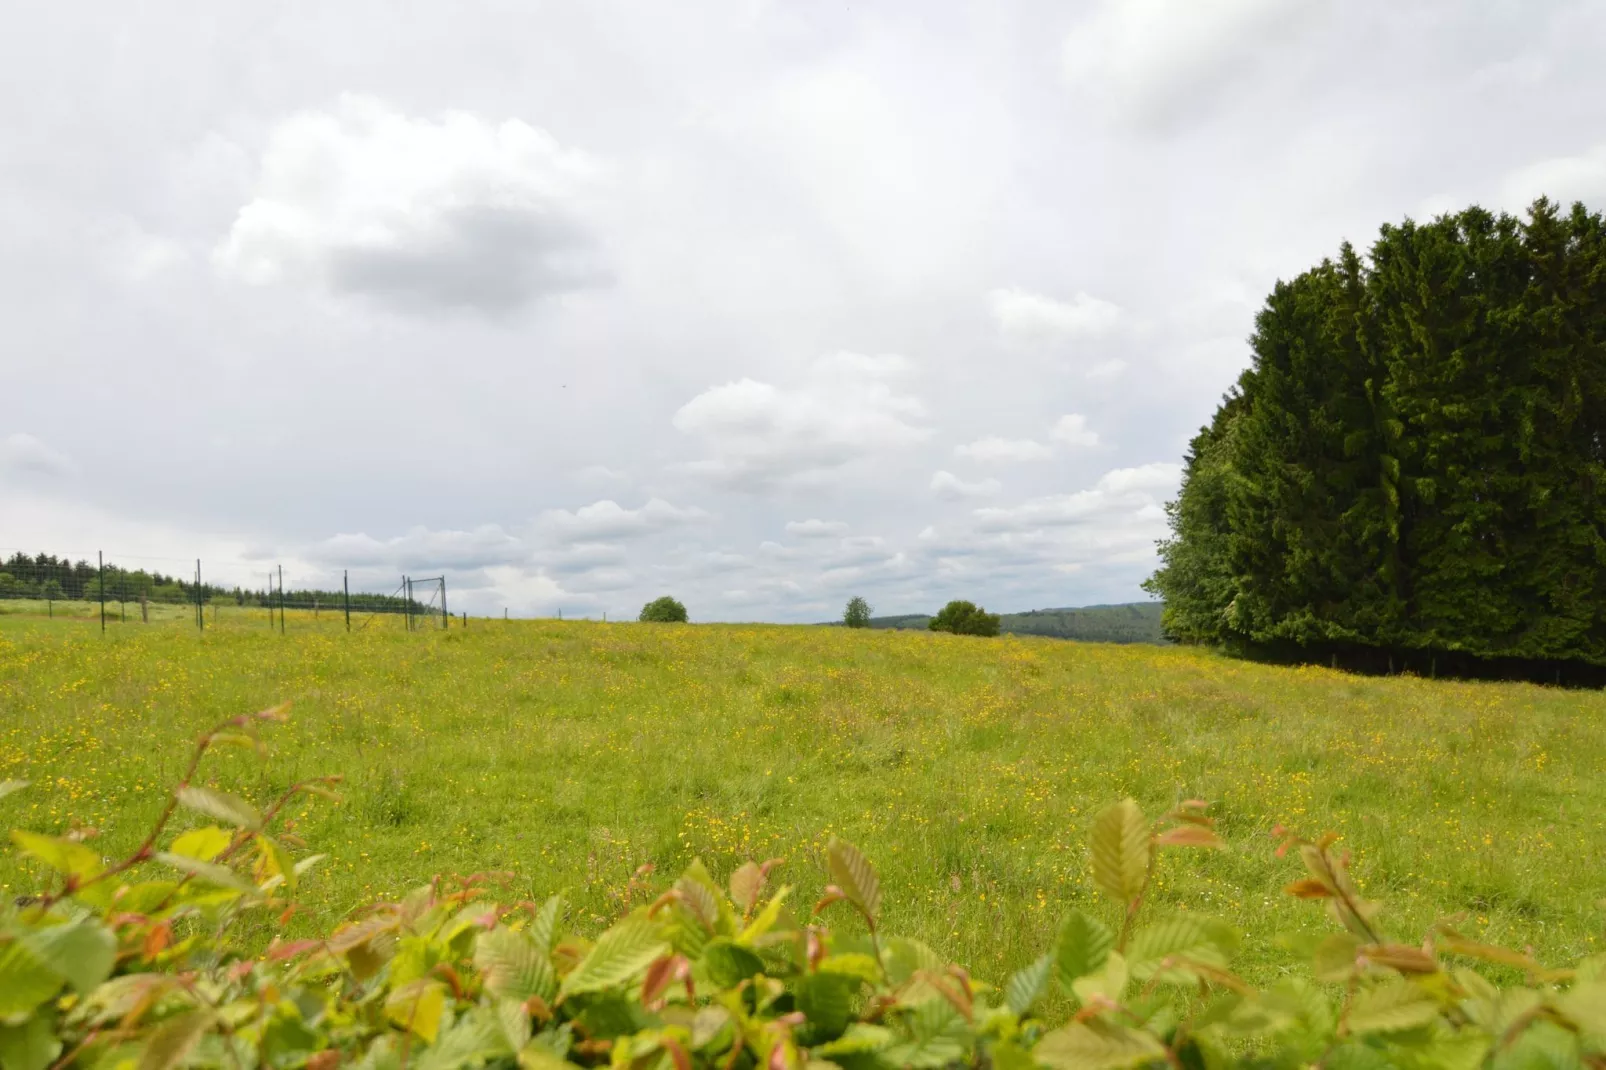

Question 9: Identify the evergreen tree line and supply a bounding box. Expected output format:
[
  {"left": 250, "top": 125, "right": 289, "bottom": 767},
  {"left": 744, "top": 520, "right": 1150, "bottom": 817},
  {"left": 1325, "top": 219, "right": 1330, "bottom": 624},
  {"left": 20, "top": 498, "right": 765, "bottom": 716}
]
[
  {"left": 1146, "top": 198, "right": 1606, "bottom": 673},
  {"left": 0, "top": 550, "right": 424, "bottom": 612}
]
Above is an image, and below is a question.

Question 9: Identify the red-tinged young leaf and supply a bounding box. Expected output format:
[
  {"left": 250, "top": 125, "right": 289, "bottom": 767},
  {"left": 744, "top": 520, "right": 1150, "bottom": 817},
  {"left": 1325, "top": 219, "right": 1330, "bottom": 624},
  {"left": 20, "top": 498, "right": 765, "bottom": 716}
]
[
  {"left": 826, "top": 838, "right": 881, "bottom": 926},
  {"left": 1285, "top": 878, "right": 1335, "bottom": 899},
  {"left": 813, "top": 886, "right": 847, "bottom": 916},
  {"left": 266, "top": 939, "right": 323, "bottom": 962},
  {"left": 730, "top": 861, "right": 766, "bottom": 915},
  {"left": 663, "top": 1037, "right": 692, "bottom": 1070},
  {"left": 1154, "top": 825, "right": 1224, "bottom": 848},
  {"left": 136, "top": 1010, "right": 213, "bottom": 1070},
  {"left": 143, "top": 921, "right": 172, "bottom": 962},
  {"left": 1360, "top": 943, "right": 1438, "bottom": 975}
]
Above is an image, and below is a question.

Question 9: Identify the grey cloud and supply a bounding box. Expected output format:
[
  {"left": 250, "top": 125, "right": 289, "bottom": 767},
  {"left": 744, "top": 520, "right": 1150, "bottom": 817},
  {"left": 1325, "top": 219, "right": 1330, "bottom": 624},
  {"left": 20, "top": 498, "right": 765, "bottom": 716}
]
[
  {"left": 786, "top": 518, "right": 849, "bottom": 538},
  {"left": 215, "top": 95, "right": 606, "bottom": 314},
  {"left": 2, "top": 433, "right": 78, "bottom": 480}
]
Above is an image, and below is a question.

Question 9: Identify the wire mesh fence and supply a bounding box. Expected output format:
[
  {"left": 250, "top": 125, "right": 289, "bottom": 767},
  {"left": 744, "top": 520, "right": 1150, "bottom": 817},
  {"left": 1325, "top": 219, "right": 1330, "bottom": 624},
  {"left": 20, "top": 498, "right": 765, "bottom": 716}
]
[{"left": 0, "top": 547, "right": 466, "bottom": 633}]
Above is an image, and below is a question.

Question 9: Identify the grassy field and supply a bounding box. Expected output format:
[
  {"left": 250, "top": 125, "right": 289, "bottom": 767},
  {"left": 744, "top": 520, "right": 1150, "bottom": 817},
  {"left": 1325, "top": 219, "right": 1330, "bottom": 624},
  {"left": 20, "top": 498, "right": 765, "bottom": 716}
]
[{"left": 1, "top": 609, "right": 1603, "bottom": 983}]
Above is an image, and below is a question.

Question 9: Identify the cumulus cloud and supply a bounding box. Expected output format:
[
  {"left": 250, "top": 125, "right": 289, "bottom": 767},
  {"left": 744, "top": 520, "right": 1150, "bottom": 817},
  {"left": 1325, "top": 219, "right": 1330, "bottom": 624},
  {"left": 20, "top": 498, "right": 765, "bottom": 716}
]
[
  {"left": 930, "top": 470, "right": 1002, "bottom": 500},
  {"left": 309, "top": 524, "right": 530, "bottom": 570},
  {"left": 972, "top": 462, "right": 1181, "bottom": 532},
  {"left": 786, "top": 518, "right": 849, "bottom": 538},
  {"left": 536, "top": 498, "right": 706, "bottom": 542},
  {"left": 215, "top": 94, "right": 605, "bottom": 313},
  {"left": 1, "top": 433, "right": 78, "bottom": 479},
  {"left": 954, "top": 437, "right": 1053, "bottom": 463},
  {"left": 672, "top": 351, "right": 931, "bottom": 489},
  {"left": 1062, "top": 0, "right": 1315, "bottom": 127},
  {"left": 988, "top": 287, "right": 1125, "bottom": 341},
  {"left": 1050, "top": 413, "right": 1101, "bottom": 448}
]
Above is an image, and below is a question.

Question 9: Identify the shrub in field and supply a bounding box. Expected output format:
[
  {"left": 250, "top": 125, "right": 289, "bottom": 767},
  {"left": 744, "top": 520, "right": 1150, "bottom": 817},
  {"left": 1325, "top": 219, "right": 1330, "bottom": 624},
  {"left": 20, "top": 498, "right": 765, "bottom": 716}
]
[
  {"left": 4, "top": 706, "right": 1606, "bottom": 1070},
  {"left": 843, "top": 597, "right": 873, "bottom": 629},
  {"left": 929, "top": 600, "right": 1001, "bottom": 637},
  {"left": 639, "top": 596, "right": 689, "bottom": 623}
]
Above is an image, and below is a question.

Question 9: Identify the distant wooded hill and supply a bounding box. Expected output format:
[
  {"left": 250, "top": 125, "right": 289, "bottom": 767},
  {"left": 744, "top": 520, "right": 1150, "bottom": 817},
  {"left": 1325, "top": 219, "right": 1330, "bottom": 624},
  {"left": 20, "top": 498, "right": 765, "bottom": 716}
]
[{"left": 833, "top": 602, "right": 1166, "bottom": 644}]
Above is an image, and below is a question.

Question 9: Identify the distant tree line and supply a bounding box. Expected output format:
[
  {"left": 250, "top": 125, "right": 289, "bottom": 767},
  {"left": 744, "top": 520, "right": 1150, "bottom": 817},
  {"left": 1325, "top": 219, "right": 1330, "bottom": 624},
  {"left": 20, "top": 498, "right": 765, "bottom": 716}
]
[
  {"left": 1146, "top": 198, "right": 1606, "bottom": 672},
  {"left": 0, "top": 550, "right": 424, "bottom": 612}
]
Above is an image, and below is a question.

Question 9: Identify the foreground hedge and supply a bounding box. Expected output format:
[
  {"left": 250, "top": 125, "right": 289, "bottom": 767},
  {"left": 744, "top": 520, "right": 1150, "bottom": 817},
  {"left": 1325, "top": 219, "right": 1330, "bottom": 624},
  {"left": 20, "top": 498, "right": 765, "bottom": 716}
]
[{"left": 3, "top": 706, "right": 1604, "bottom": 1070}]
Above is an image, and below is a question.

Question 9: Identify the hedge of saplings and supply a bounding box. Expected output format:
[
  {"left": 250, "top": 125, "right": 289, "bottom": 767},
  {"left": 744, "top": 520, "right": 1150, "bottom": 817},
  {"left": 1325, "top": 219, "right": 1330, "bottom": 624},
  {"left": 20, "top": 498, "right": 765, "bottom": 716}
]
[{"left": 4, "top": 705, "right": 1605, "bottom": 1070}]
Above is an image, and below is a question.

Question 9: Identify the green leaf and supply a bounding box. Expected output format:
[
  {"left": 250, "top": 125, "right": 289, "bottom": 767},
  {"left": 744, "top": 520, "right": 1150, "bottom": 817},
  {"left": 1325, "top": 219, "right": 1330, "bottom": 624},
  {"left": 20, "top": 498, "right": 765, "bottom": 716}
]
[
  {"left": 25, "top": 920, "right": 116, "bottom": 995},
  {"left": 810, "top": 1024, "right": 894, "bottom": 1057},
  {"left": 518, "top": 1042, "right": 575, "bottom": 1070},
  {"left": 169, "top": 826, "right": 232, "bottom": 863},
  {"left": 1055, "top": 910, "right": 1115, "bottom": 991},
  {"left": 558, "top": 918, "right": 668, "bottom": 998},
  {"left": 885, "top": 1002, "right": 967, "bottom": 1069},
  {"left": 1006, "top": 952, "right": 1053, "bottom": 1015},
  {"left": 530, "top": 894, "right": 565, "bottom": 955},
  {"left": 0, "top": 780, "right": 28, "bottom": 802},
  {"left": 1311, "top": 932, "right": 1363, "bottom": 982},
  {"left": 1090, "top": 800, "right": 1150, "bottom": 905},
  {"left": 1556, "top": 980, "right": 1606, "bottom": 1038},
  {"left": 796, "top": 971, "right": 856, "bottom": 1039},
  {"left": 154, "top": 851, "right": 257, "bottom": 893},
  {"left": 386, "top": 981, "right": 447, "bottom": 1043},
  {"left": 476, "top": 928, "right": 558, "bottom": 1004},
  {"left": 1126, "top": 915, "right": 1234, "bottom": 983},
  {"left": 817, "top": 953, "right": 882, "bottom": 984},
  {"left": 10, "top": 830, "right": 103, "bottom": 880},
  {"left": 825, "top": 838, "right": 881, "bottom": 925},
  {"left": 0, "top": 1011, "right": 62, "bottom": 1070},
  {"left": 0, "top": 942, "right": 62, "bottom": 1018},
  {"left": 175, "top": 786, "right": 261, "bottom": 830},
  {"left": 255, "top": 834, "right": 298, "bottom": 892},
  {"left": 1344, "top": 980, "right": 1440, "bottom": 1035},
  {"left": 701, "top": 939, "right": 766, "bottom": 987},
  {"left": 1071, "top": 951, "right": 1129, "bottom": 1006},
  {"left": 137, "top": 1010, "right": 214, "bottom": 1070},
  {"left": 495, "top": 998, "right": 532, "bottom": 1052},
  {"left": 1033, "top": 1020, "right": 1167, "bottom": 1070}
]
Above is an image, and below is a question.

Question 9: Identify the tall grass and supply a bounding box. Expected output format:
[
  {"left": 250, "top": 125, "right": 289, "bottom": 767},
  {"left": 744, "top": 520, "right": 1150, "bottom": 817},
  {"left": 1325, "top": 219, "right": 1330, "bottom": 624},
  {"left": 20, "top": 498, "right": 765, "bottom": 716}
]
[{"left": 1, "top": 612, "right": 1602, "bottom": 979}]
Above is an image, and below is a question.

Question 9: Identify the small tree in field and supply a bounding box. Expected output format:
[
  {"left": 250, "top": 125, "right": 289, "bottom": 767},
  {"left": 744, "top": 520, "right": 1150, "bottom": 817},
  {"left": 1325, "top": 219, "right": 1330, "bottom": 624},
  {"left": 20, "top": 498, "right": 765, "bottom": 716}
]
[
  {"left": 843, "top": 596, "right": 873, "bottom": 629},
  {"left": 639, "top": 595, "right": 688, "bottom": 623},
  {"left": 930, "top": 599, "right": 1001, "bottom": 637}
]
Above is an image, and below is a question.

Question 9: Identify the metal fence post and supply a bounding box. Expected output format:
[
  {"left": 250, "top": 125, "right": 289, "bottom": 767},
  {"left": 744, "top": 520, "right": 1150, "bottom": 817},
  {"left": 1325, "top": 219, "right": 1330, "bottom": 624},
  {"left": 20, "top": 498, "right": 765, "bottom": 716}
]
[
  {"left": 344, "top": 570, "right": 351, "bottom": 632},
  {"left": 98, "top": 551, "right": 106, "bottom": 633},
  {"left": 440, "top": 576, "right": 448, "bottom": 629}
]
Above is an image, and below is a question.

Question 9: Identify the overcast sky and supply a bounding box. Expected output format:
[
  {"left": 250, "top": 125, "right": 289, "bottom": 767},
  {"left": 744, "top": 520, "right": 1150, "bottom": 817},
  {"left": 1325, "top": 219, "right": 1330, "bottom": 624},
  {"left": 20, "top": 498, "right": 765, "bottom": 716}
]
[{"left": 3, "top": 1, "right": 1604, "bottom": 621}]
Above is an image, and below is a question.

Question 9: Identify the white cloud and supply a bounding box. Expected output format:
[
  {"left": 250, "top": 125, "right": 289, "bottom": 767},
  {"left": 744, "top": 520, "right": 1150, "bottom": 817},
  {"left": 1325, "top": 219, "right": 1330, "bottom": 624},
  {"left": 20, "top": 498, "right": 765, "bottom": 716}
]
[
  {"left": 972, "top": 462, "right": 1181, "bottom": 532},
  {"left": 954, "top": 437, "right": 1053, "bottom": 463},
  {"left": 786, "top": 518, "right": 849, "bottom": 538},
  {"left": 1049, "top": 413, "right": 1101, "bottom": 448},
  {"left": 537, "top": 498, "right": 706, "bottom": 542},
  {"left": 309, "top": 524, "right": 530, "bottom": 570},
  {"left": 673, "top": 351, "right": 931, "bottom": 489},
  {"left": 930, "top": 470, "right": 1002, "bottom": 500},
  {"left": 1, "top": 433, "right": 78, "bottom": 479},
  {"left": 988, "top": 287, "right": 1125, "bottom": 341},
  {"left": 1502, "top": 145, "right": 1606, "bottom": 209},
  {"left": 1087, "top": 358, "right": 1128, "bottom": 381},
  {"left": 215, "top": 94, "right": 605, "bottom": 313},
  {"left": 1062, "top": 0, "right": 1315, "bottom": 127}
]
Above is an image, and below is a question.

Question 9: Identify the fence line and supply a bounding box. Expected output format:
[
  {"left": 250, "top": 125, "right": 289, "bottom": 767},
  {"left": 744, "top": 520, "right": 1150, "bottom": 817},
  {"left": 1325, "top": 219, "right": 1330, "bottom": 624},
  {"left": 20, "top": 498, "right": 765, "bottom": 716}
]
[{"left": 0, "top": 547, "right": 457, "bottom": 633}]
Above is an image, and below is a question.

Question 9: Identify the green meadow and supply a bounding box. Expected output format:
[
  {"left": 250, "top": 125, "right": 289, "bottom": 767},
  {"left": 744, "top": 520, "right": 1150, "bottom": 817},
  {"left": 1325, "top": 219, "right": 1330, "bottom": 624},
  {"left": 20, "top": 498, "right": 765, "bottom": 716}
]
[{"left": 1, "top": 611, "right": 1602, "bottom": 982}]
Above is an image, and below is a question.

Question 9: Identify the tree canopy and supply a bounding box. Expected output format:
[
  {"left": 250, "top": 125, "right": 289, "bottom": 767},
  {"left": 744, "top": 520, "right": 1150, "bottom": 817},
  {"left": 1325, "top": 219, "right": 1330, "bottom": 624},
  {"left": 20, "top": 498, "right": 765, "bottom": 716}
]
[
  {"left": 638, "top": 595, "right": 689, "bottom": 623},
  {"left": 1146, "top": 198, "right": 1606, "bottom": 670},
  {"left": 929, "top": 600, "right": 1001, "bottom": 637}
]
